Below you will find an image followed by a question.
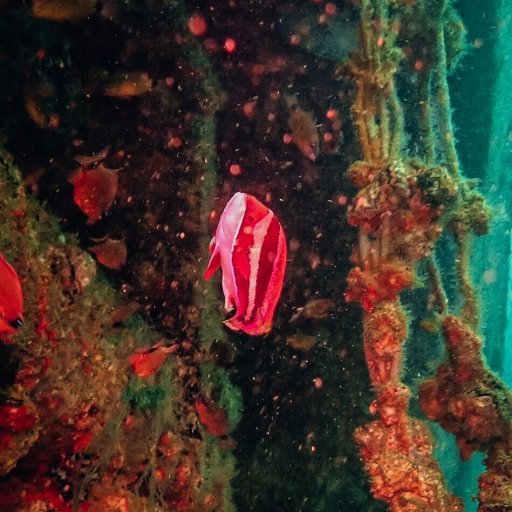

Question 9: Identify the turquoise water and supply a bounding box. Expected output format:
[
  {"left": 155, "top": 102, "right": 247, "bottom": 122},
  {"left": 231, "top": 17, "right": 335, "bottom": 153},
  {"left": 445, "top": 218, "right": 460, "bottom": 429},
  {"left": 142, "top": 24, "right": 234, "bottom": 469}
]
[{"left": 449, "top": 3, "right": 512, "bottom": 510}]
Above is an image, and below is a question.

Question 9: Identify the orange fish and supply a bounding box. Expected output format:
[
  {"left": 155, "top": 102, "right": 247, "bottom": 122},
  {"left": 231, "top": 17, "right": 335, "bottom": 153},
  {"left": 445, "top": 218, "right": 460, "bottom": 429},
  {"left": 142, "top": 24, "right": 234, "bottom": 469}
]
[
  {"left": 23, "top": 81, "right": 55, "bottom": 129},
  {"left": 128, "top": 341, "right": 177, "bottom": 378},
  {"left": 194, "top": 396, "right": 229, "bottom": 437},
  {"left": 103, "top": 72, "right": 153, "bottom": 98},
  {"left": 32, "top": 0, "right": 97, "bottom": 22},
  {"left": 74, "top": 147, "right": 110, "bottom": 167},
  {"left": 68, "top": 163, "right": 119, "bottom": 224},
  {"left": 88, "top": 238, "right": 127, "bottom": 270},
  {"left": 0, "top": 253, "right": 23, "bottom": 337}
]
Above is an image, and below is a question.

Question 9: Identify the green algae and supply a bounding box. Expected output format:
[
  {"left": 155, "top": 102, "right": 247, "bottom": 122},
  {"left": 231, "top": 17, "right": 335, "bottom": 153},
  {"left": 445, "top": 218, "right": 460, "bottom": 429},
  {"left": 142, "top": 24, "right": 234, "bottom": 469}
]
[
  {"left": 123, "top": 381, "right": 167, "bottom": 412},
  {"left": 200, "top": 362, "right": 243, "bottom": 431}
]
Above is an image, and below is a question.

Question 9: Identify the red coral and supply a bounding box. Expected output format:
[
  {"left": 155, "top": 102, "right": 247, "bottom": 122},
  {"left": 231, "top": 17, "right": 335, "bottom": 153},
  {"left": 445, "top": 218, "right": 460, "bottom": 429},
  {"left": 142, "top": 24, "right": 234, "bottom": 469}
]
[
  {"left": 347, "top": 203, "right": 384, "bottom": 233},
  {"left": 355, "top": 414, "right": 463, "bottom": 511},
  {"left": 15, "top": 357, "right": 52, "bottom": 391},
  {"left": 25, "top": 489, "right": 72, "bottom": 512},
  {"left": 0, "top": 404, "right": 36, "bottom": 432},
  {"left": 0, "top": 479, "right": 71, "bottom": 512},
  {"left": 71, "top": 430, "right": 94, "bottom": 453},
  {"left": 363, "top": 302, "right": 407, "bottom": 386},
  {"left": 169, "top": 461, "right": 194, "bottom": 512},
  {"left": 345, "top": 261, "right": 414, "bottom": 312},
  {"left": 0, "top": 432, "right": 14, "bottom": 450},
  {"left": 419, "top": 316, "right": 512, "bottom": 461}
]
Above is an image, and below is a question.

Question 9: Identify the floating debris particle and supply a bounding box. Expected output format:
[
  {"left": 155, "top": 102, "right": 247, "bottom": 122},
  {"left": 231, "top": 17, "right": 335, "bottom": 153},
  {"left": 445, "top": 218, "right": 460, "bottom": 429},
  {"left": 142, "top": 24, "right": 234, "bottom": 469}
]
[
  {"left": 188, "top": 13, "right": 207, "bottom": 37},
  {"left": 224, "top": 38, "right": 237, "bottom": 54},
  {"left": 229, "top": 164, "right": 242, "bottom": 176}
]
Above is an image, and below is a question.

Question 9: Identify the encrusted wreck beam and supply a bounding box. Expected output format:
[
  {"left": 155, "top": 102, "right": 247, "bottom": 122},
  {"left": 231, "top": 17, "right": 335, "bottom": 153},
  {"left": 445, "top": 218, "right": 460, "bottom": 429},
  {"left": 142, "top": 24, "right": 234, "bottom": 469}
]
[{"left": 347, "top": 0, "right": 511, "bottom": 510}]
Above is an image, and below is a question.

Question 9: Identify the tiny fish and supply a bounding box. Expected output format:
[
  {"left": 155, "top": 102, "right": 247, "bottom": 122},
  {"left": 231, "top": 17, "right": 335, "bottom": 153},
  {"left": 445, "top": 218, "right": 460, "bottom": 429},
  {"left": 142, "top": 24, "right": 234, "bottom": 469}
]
[
  {"left": 204, "top": 192, "right": 287, "bottom": 336},
  {"left": 103, "top": 72, "right": 153, "bottom": 98},
  {"left": 290, "top": 298, "right": 336, "bottom": 322},
  {"left": 24, "top": 95, "right": 48, "bottom": 128},
  {"left": 23, "top": 82, "right": 54, "bottom": 129},
  {"left": 285, "top": 95, "right": 320, "bottom": 161},
  {"left": 208, "top": 339, "right": 235, "bottom": 368},
  {"left": 194, "top": 395, "right": 229, "bottom": 437},
  {"left": 32, "top": 0, "right": 97, "bottom": 21},
  {"left": 75, "top": 146, "right": 110, "bottom": 167},
  {"left": 128, "top": 340, "right": 177, "bottom": 378},
  {"left": 68, "top": 163, "right": 119, "bottom": 224},
  {"left": 88, "top": 238, "right": 127, "bottom": 270},
  {"left": 0, "top": 253, "right": 23, "bottom": 337},
  {"left": 419, "top": 315, "right": 440, "bottom": 334},
  {"left": 286, "top": 333, "right": 319, "bottom": 352},
  {"left": 110, "top": 301, "right": 141, "bottom": 325}
]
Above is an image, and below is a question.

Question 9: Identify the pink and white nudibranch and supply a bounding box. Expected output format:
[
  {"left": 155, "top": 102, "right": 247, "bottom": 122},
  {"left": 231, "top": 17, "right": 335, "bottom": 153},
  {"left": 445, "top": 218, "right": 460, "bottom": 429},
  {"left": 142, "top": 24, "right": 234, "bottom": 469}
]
[{"left": 204, "top": 192, "right": 287, "bottom": 336}]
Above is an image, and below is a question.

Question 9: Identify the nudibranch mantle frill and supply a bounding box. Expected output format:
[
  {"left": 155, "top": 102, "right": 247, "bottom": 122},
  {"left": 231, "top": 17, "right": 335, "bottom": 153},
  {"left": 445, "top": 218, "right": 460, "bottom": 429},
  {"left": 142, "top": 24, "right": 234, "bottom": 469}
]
[{"left": 204, "top": 192, "right": 287, "bottom": 336}]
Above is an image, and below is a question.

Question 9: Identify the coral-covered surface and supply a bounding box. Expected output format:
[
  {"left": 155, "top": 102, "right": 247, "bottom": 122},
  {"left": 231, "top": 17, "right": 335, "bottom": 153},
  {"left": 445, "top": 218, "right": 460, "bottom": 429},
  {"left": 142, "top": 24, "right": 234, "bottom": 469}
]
[
  {"left": 420, "top": 316, "right": 512, "bottom": 510},
  {"left": 355, "top": 302, "right": 463, "bottom": 511},
  {"left": 356, "top": 306, "right": 462, "bottom": 511},
  {"left": 355, "top": 386, "right": 463, "bottom": 512},
  {"left": 0, "top": 155, "right": 229, "bottom": 511},
  {"left": 342, "top": 0, "right": 496, "bottom": 510}
]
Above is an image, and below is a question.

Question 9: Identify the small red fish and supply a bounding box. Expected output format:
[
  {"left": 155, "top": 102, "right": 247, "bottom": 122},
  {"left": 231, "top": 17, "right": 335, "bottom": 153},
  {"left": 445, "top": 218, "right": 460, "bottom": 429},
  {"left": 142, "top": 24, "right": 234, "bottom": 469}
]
[
  {"left": 204, "top": 192, "right": 287, "bottom": 336},
  {"left": 88, "top": 238, "right": 127, "bottom": 270},
  {"left": 194, "top": 395, "right": 229, "bottom": 437},
  {"left": 128, "top": 340, "right": 176, "bottom": 378},
  {"left": 68, "top": 163, "right": 119, "bottom": 224},
  {"left": 0, "top": 253, "right": 23, "bottom": 337}
]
